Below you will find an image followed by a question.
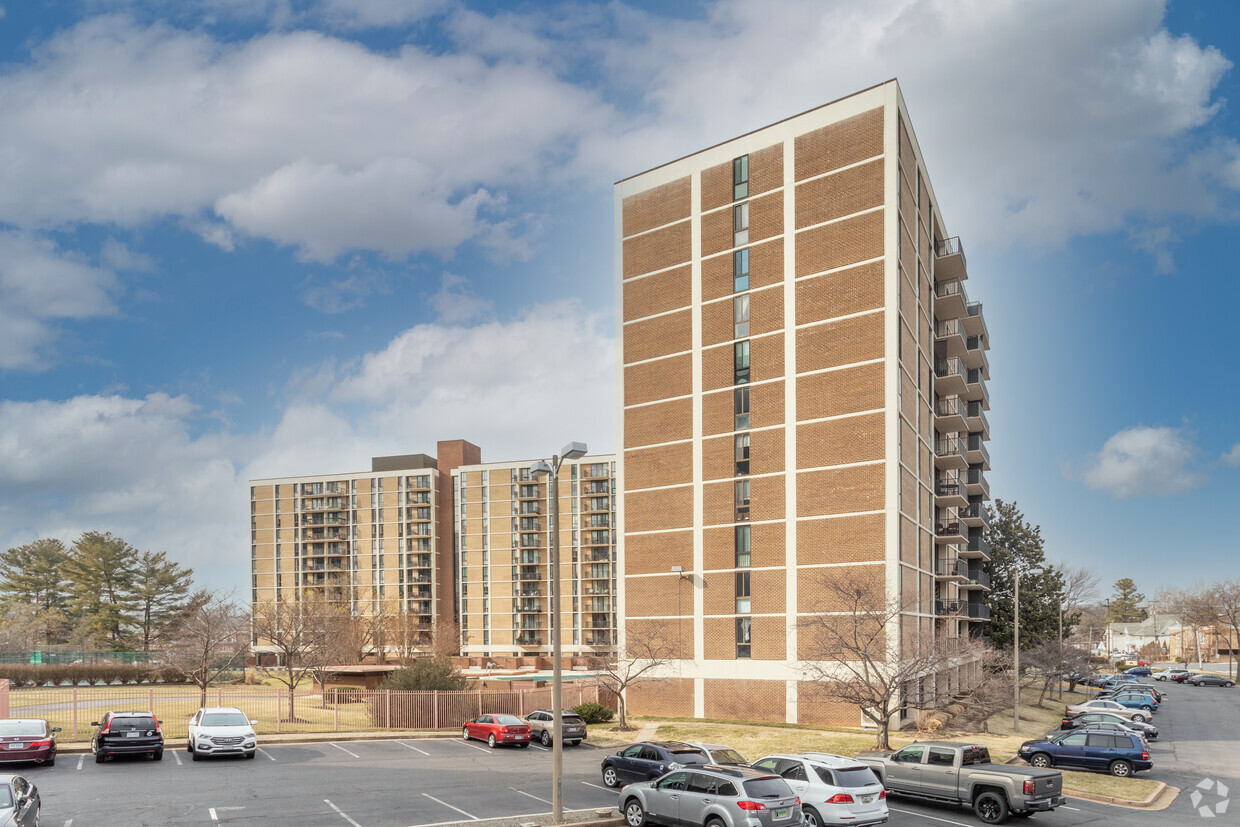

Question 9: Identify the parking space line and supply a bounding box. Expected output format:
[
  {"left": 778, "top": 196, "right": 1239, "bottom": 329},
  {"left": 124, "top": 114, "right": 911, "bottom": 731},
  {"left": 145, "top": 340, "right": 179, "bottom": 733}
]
[
  {"left": 529, "top": 744, "right": 549, "bottom": 751},
  {"left": 397, "top": 741, "right": 430, "bottom": 755},
  {"left": 257, "top": 748, "right": 276, "bottom": 761},
  {"left": 172, "top": 749, "right": 183, "bottom": 766},
  {"left": 887, "top": 807, "right": 969, "bottom": 826},
  {"left": 423, "top": 793, "right": 479, "bottom": 820},
  {"left": 1061, "top": 804, "right": 1081, "bottom": 811},
  {"left": 581, "top": 782, "right": 617, "bottom": 793},
  {"left": 209, "top": 808, "right": 219, "bottom": 825},
  {"left": 330, "top": 743, "right": 360, "bottom": 758},
  {"left": 452, "top": 739, "right": 491, "bottom": 754},
  {"left": 76, "top": 755, "right": 84, "bottom": 771},
  {"left": 325, "top": 799, "right": 363, "bottom": 827},
  {"left": 63, "top": 820, "right": 72, "bottom": 827},
  {"left": 509, "top": 788, "right": 552, "bottom": 805}
]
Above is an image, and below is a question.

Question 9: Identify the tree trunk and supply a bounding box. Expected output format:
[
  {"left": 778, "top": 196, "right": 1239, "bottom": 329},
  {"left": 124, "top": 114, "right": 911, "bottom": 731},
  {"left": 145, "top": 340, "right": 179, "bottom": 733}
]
[
  {"left": 200, "top": 683, "right": 208, "bottom": 708},
  {"left": 874, "top": 718, "right": 890, "bottom": 751},
  {"left": 617, "top": 690, "right": 627, "bottom": 729}
]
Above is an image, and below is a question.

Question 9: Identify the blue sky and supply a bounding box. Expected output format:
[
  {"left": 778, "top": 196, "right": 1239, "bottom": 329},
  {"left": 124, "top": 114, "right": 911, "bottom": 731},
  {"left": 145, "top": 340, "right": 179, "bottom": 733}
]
[{"left": 0, "top": 0, "right": 1237, "bottom": 598}]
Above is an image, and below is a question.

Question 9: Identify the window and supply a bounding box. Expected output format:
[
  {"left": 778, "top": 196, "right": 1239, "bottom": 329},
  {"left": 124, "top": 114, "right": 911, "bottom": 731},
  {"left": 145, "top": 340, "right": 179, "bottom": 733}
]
[
  {"left": 734, "top": 433, "right": 750, "bottom": 475},
  {"left": 927, "top": 748, "right": 956, "bottom": 766},
  {"left": 733, "top": 202, "right": 749, "bottom": 246},
  {"left": 734, "top": 340, "right": 750, "bottom": 385},
  {"left": 893, "top": 746, "right": 925, "bottom": 764},
  {"left": 736, "top": 617, "right": 751, "bottom": 658},
  {"left": 735, "top": 479, "right": 750, "bottom": 521},
  {"left": 733, "top": 155, "right": 749, "bottom": 200},
  {"left": 733, "top": 249, "right": 750, "bottom": 292},
  {"left": 735, "top": 525, "right": 751, "bottom": 567},
  {"left": 734, "top": 294, "right": 750, "bottom": 338},
  {"left": 735, "top": 571, "right": 750, "bottom": 613},
  {"left": 734, "top": 387, "right": 750, "bottom": 430}
]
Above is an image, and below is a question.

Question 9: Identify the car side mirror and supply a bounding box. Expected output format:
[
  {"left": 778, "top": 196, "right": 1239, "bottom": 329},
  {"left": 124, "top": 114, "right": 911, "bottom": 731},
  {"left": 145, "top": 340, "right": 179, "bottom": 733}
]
[
  {"left": 616, "top": 750, "right": 623, "bottom": 756},
  {"left": 91, "top": 722, "right": 99, "bottom": 727},
  {"left": 250, "top": 719, "right": 258, "bottom": 725},
  {"left": 52, "top": 727, "right": 62, "bottom": 733}
]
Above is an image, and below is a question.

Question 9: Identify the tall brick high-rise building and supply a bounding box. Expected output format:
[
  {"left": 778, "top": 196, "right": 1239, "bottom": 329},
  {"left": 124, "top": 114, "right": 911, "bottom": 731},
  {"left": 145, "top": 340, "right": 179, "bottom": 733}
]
[{"left": 616, "top": 80, "right": 991, "bottom": 724}]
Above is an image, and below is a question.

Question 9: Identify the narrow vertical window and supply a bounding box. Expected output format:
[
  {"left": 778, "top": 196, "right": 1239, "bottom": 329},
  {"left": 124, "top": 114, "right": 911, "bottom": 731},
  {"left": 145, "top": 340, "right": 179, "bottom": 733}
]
[
  {"left": 735, "top": 479, "right": 750, "bottom": 522},
  {"left": 734, "top": 433, "right": 750, "bottom": 476},
  {"left": 733, "top": 202, "right": 749, "bottom": 246},
  {"left": 734, "top": 294, "right": 750, "bottom": 338},
  {"left": 736, "top": 617, "right": 752, "bottom": 659},
  {"left": 734, "top": 386, "right": 750, "bottom": 430},
  {"left": 735, "top": 524, "right": 751, "bottom": 567},
  {"left": 735, "top": 571, "right": 751, "bottom": 614},
  {"left": 734, "top": 340, "right": 750, "bottom": 385},
  {"left": 733, "top": 155, "right": 749, "bottom": 200},
  {"left": 733, "top": 248, "right": 750, "bottom": 292}
]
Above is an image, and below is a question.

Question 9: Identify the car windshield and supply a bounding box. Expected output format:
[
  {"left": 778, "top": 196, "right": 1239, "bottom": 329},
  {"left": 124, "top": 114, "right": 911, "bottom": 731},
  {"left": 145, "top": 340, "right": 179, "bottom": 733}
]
[
  {"left": 708, "top": 748, "right": 747, "bottom": 764},
  {"left": 201, "top": 713, "right": 250, "bottom": 727},
  {"left": 830, "top": 766, "right": 881, "bottom": 787},
  {"left": 743, "top": 777, "right": 792, "bottom": 799},
  {"left": 0, "top": 722, "right": 44, "bottom": 737},
  {"left": 494, "top": 715, "right": 524, "bottom": 726},
  {"left": 669, "top": 748, "right": 708, "bottom": 763}
]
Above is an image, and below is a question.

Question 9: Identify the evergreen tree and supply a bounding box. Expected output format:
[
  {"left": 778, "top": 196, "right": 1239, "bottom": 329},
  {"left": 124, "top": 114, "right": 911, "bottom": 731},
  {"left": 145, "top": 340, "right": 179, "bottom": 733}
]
[
  {"left": 62, "top": 531, "right": 139, "bottom": 648},
  {"left": 1106, "top": 578, "right": 1147, "bottom": 622},
  {"left": 0, "top": 538, "right": 70, "bottom": 646},
  {"left": 984, "top": 499, "right": 1067, "bottom": 651},
  {"left": 130, "top": 550, "right": 198, "bottom": 651}
]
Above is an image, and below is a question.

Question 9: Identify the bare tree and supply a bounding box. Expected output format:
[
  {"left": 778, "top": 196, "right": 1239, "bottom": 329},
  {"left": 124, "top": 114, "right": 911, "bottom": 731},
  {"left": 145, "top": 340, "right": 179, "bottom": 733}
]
[
  {"left": 1216, "top": 579, "right": 1240, "bottom": 680},
  {"left": 251, "top": 595, "right": 332, "bottom": 722},
  {"left": 306, "top": 604, "right": 365, "bottom": 707},
  {"left": 431, "top": 616, "right": 461, "bottom": 661},
  {"left": 159, "top": 592, "right": 249, "bottom": 707},
  {"left": 589, "top": 627, "right": 677, "bottom": 730},
  {"left": 1164, "top": 584, "right": 1219, "bottom": 670},
  {"left": 949, "top": 646, "right": 1011, "bottom": 734},
  {"left": 798, "top": 573, "right": 967, "bottom": 750}
]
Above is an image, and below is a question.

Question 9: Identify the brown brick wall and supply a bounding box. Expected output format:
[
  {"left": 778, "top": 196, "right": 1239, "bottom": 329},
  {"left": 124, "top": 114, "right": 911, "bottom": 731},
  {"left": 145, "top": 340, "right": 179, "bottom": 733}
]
[
  {"left": 796, "top": 565, "right": 886, "bottom": 614},
  {"left": 703, "top": 522, "right": 785, "bottom": 570},
  {"left": 797, "top": 464, "right": 884, "bottom": 516},
  {"left": 702, "top": 160, "right": 733, "bottom": 213},
  {"left": 702, "top": 389, "right": 733, "bottom": 437},
  {"left": 900, "top": 515, "right": 917, "bottom": 564},
  {"left": 751, "top": 568, "right": 787, "bottom": 614},
  {"left": 795, "top": 158, "right": 883, "bottom": 229},
  {"left": 705, "top": 678, "right": 786, "bottom": 721},
  {"left": 702, "top": 345, "right": 733, "bottom": 393},
  {"left": 703, "top": 617, "right": 736, "bottom": 660},
  {"left": 797, "top": 681, "right": 863, "bottom": 727},
  {"left": 750, "top": 287, "right": 784, "bottom": 337},
  {"left": 796, "top": 412, "right": 884, "bottom": 469},
  {"left": 796, "top": 513, "right": 885, "bottom": 565},
  {"left": 795, "top": 210, "right": 883, "bottom": 277},
  {"left": 702, "top": 205, "right": 733, "bottom": 258},
  {"left": 624, "top": 354, "right": 691, "bottom": 406},
  {"left": 702, "top": 433, "right": 734, "bottom": 481},
  {"left": 752, "top": 334, "right": 785, "bottom": 382},
  {"left": 624, "top": 397, "right": 692, "bottom": 448},
  {"left": 899, "top": 117, "right": 914, "bottom": 170},
  {"left": 750, "top": 190, "right": 783, "bottom": 243},
  {"left": 794, "top": 107, "right": 884, "bottom": 181},
  {"left": 703, "top": 239, "right": 784, "bottom": 302},
  {"left": 623, "top": 266, "right": 691, "bottom": 322},
  {"left": 625, "top": 575, "right": 685, "bottom": 618},
  {"left": 624, "top": 309, "right": 692, "bottom": 364},
  {"left": 751, "top": 380, "right": 786, "bottom": 429},
  {"left": 622, "top": 221, "right": 691, "bottom": 280},
  {"left": 750, "top": 143, "right": 784, "bottom": 197},
  {"left": 702, "top": 298, "right": 734, "bottom": 348},
  {"left": 796, "top": 362, "right": 884, "bottom": 421},
  {"left": 627, "top": 676, "right": 695, "bottom": 718},
  {"left": 624, "top": 531, "right": 693, "bottom": 575},
  {"left": 703, "top": 476, "right": 785, "bottom": 525},
  {"left": 623, "top": 177, "right": 691, "bottom": 238},
  {"left": 625, "top": 444, "right": 692, "bottom": 490},
  {"left": 751, "top": 428, "right": 785, "bottom": 476},
  {"left": 796, "top": 313, "right": 883, "bottom": 373},
  {"left": 625, "top": 486, "right": 693, "bottom": 533}
]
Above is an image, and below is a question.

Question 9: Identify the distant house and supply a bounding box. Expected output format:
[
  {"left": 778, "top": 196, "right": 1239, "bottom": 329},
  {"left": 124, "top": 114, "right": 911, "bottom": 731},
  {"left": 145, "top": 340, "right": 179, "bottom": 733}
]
[{"left": 1105, "top": 615, "right": 1180, "bottom": 657}]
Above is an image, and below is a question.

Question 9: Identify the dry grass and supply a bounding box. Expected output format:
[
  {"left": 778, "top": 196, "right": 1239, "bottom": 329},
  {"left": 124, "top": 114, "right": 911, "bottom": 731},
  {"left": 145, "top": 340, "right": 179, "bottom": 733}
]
[{"left": 1055, "top": 770, "right": 1162, "bottom": 799}]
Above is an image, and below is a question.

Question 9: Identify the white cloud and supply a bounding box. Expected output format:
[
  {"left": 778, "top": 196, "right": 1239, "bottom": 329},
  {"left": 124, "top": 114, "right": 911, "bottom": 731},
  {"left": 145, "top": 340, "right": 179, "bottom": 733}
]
[
  {"left": 428, "top": 272, "right": 491, "bottom": 323},
  {"left": 300, "top": 267, "right": 390, "bottom": 314},
  {"left": 1221, "top": 444, "right": 1240, "bottom": 468},
  {"left": 0, "top": 231, "right": 119, "bottom": 370},
  {"left": 1077, "top": 425, "right": 1204, "bottom": 498},
  {"left": 100, "top": 237, "right": 155, "bottom": 272},
  {"left": 317, "top": 0, "right": 447, "bottom": 29}
]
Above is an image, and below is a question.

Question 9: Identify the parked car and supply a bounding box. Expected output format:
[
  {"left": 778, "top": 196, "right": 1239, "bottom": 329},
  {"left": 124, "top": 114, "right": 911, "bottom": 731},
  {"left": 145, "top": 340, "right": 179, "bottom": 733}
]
[
  {"left": 1067, "top": 722, "right": 1150, "bottom": 744},
  {"left": 617, "top": 764, "right": 801, "bottom": 827},
  {"left": 523, "top": 709, "right": 587, "bottom": 747},
  {"left": 1063, "top": 699, "right": 1152, "bottom": 723},
  {"left": 90, "top": 711, "right": 163, "bottom": 763},
  {"left": 1018, "top": 730, "right": 1151, "bottom": 777},
  {"left": 0, "top": 721, "right": 59, "bottom": 767},
  {"left": 751, "top": 752, "right": 888, "bottom": 827},
  {"left": 1153, "top": 668, "right": 1190, "bottom": 681},
  {"left": 462, "top": 714, "right": 531, "bottom": 748},
  {"left": 855, "top": 742, "right": 1064, "bottom": 824},
  {"left": 0, "top": 774, "right": 39, "bottom": 827},
  {"left": 602, "top": 742, "right": 710, "bottom": 787},
  {"left": 1059, "top": 711, "right": 1158, "bottom": 740},
  {"left": 1171, "top": 671, "right": 1199, "bottom": 683},
  {"left": 1123, "top": 666, "right": 1152, "bottom": 677},
  {"left": 1186, "top": 674, "right": 1236, "bottom": 688},
  {"left": 689, "top": 743, "right": 749, "bottom": 766},
  {"left": 186, "top": 707, "right": 258, "bottom": 760},
  {"left": 1096, "top": 690, "right": 1159, "bottom": 713}
]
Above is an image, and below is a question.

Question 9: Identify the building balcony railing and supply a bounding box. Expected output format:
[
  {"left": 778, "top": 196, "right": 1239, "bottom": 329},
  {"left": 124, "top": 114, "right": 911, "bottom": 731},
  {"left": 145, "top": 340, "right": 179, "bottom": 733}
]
[
  {"left": 961, "top": 569, "right": 992, "bottom": 590},
  {"left": 518, "top": 601, "right": 541, "bottom": 613},
  {"left": 515, "top": 635, "right": 543, "bottom": 647},
  {"left": 935, "top": 279, "right": 969, "bottom": 319},
  {"left": 967, "top": 467, "right": 991, "bottom": 498},
  {"left": 966, "top": 603, "right": 992, "bottom": 621},
  {"left": 965, "top": 372, "right": 990, "bottom": 408},
  {"left": 962, "top": 535, "right": 992, "bottom": 561},
  {"left": 936, "top": 396, "right": 966, "bottom": 421},
  {"left": 966, "top": 400, "right": 989, "bottom": 433},
  {"left": 963, "top": 300, "right": 988, "bottom": 338},
  {"left": 934, "top": 236, "right": 967, "bottom": 281},
  {"left": 935, "top": 472, "right": 963, "bottom": 497},
  {"left": 935, "top": 357, "right": 967, "bottom": 397},
  {"left": 966, "top": 433, "right": 991, "bottom": 470},
  {"left": 935, "top": 599, "right": 965, "bottom": 617},
  {"left": 934, "top": 436, "right": 968, "bottom": 470},
  {"left": 935, "top": 558, "right": 968, "bottom": 580},
  {"left": 935, "top": 516, "right": 966, "bottom": 542}
]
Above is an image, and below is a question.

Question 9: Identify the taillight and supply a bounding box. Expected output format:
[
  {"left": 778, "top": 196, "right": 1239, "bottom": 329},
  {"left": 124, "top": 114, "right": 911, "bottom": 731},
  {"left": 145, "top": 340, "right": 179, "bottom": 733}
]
[
  {"left": 1023, "top": 780, "right": 1036, "bottom": 795},
  {"left": 29, "top": 739, "right": 52, "bottom": 748},
  {"left": 793, "top": 798, "right": 800, "bottom": 806},
  {"left": 736, "top": 801, "right": 766, "bottom": 811},
  {"left": 500, "top": 726, "right": 508, "bottom": 733},
  {"left": 154, "top": 721, "right": 162, "bottom": 733},
  {"left": 1142, "top": 752, "right": 1150, "bottom": 760},
  {"left": 878, "top": 791, "right": 887, "bottom": 799},
  {"left": 100, "top": 722, "right": 111, "bottom": 734},
  {"left": 825, "top": 794, "right": 854, "bottom": 804}
]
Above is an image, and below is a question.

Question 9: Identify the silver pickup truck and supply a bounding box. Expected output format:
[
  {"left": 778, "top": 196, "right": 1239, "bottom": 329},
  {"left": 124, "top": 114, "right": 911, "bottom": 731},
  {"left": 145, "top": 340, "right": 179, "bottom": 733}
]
[{"left": 854, "top": 741, "right": 1065, "bottom": 824}]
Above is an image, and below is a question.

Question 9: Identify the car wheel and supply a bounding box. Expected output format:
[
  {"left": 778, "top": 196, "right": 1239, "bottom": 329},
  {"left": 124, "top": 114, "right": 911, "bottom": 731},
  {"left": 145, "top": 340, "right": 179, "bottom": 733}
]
[
  {"left": 245, "top": 751, "right": 256, "bottom": 759},
  {"left": 569, "top": 741, "right": 581, "bottom": 747},
  {"left": 1131, "top": 713, "right": 1147, "bottom": 722},
  {"left": 973, "top": 791, "right": 1009, "bottom": 824},
  {"left": 1110, "top": 760, "right": 1133, "bottom": 777},
  {"left": 45, "top": 756, "right": 54, "bottom": 767},
  {"left": 623, "top": 799, "right": 646, "bottom": 827},
  {"left": 153, "top": 749, "right": 163, "bottom": 761},
  {"left": 802, "top": 806, "right": 821, "bottom": 827},
  {"left": 541, "top": 730, "right": 552, "bottom": 747},
  {"left": 192, "top": 751, "right": 202, "bottom": 761},
  {"left": 462, "top": 728, "right": 470, "bottom": 741},
  {"left": 519, "top": 743, "right": 529, "bottom": 749},
  {"left": 95, "top": 751, "right": 106, "bottom": 764},
  {"left": 603, "top": 766, "right": 619, "bottom": 787},
  {"left": 1030, "top": 753, "right": 1052, "bottom": 768},
  {"left": 1227, "top": 682, "right": 1235, "bottom": 688},
  {"left": 187, "top": 741, "right": 194, "bottom": 754},
  {"left": 1141, "top": 705, "right": 1153, "bottom": 713},
  {"left": 488, "top": 734, "right": 497, "bottom": 748}
]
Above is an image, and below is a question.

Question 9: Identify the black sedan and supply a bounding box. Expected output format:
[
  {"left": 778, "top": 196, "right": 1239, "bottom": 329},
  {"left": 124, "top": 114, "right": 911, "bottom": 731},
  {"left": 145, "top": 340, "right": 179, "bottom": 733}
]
[{"left": 1186, "top": 674, "right": 1236, "bottom": 687}]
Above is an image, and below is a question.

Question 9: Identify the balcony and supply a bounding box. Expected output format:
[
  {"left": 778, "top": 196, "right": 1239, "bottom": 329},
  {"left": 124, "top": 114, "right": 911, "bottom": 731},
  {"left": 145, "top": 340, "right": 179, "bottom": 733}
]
[
  {"left": 966, "top": 603, "right": 992, "bottom": 621},
  {"left": 967, "top": 467, "right": 990, "bottom": 498},
  {"left": 934, "top": 236, "right": 967, "bottom": 282},
  {"left": 935, "top": 599, "right": 965, "bottom": 617},
  {"left": 963, "top": 300, "right": 988, "bottom": 339},
  {"left": 519, "top": 586, "right": 542, "bottom": 598},
  {"left": 935, "top": 513, "right": 967, "bottom": 544},
  {"left": 966, "top": 400, "right": 989, "bottom": 434},
  {"left": 962, "top": 535, "right": 992, "bottom": 561},
  {"left": 934, "top": 436, "right": 969, "bottom": 471},
  {"left": 961, "top": 568, "right": 992, "bottom": 590},
  {"left": 934, "top": 357, "right": 967, "bottom": 396},
  {"left": 965, "top": 370, "right": 990, "bottom": 408},
  {"left": 935, "top": 473, "right": 968, "bottom": 507},
  {"left": 935, "top": 396, "right": 968, "bottom": 434},
  {"left": 583, "top": 464, "right": 610, "bottom": 479},
  {"left": 518, "top": 600, "right": 541, "bottom": 613},
  {"left": 515, "top": 635, "right": 543, "bottom": 647},
  {"left": 935, "top": 557, "right": 968, "bottom": 581},
  {"left": 962, "top": 501, "right": 988, "bottom": 527},
  {"left": 966, "top": 433, "right": 990, "bottom": 470},
  {"left": 935, "top": 318, "right": 968, "bottom": 359},
  {"left": 934, "top": 279, "right": 968, "bottom": 319}
]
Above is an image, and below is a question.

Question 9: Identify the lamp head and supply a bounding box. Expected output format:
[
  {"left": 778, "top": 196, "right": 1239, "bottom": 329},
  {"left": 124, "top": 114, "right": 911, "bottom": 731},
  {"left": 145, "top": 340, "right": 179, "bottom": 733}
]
[
  {"left": 560, "top": 441, "right": 588, "bottom": 460},
  {"left": 529, "top": 460, "right": 552, "bottom": 479}
]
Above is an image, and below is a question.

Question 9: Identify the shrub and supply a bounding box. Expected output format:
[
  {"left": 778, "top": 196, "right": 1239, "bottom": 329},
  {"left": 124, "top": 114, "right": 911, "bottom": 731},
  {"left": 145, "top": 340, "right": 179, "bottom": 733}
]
[
  {"left": 573, "top": 702, "right": 614, "bottom": 724},
  {"left": 380, "top": 659, "right": 468, "bottom": 692}
]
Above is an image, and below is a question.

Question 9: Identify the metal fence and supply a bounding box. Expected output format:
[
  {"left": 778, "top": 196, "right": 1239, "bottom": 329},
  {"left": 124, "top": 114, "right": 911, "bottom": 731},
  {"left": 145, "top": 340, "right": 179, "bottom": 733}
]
[
  {"left": 0, "top": 650, "right": 156, "bottom": 665},
  {"left": 4, "top": 683, "right": 612, "bottom": 743}
]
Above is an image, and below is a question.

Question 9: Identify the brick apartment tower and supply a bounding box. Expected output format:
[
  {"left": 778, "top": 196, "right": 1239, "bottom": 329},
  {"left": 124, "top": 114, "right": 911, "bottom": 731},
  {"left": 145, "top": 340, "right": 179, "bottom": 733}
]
[{"left": 616, "top": 80, "right": 991, "bottom": 725}]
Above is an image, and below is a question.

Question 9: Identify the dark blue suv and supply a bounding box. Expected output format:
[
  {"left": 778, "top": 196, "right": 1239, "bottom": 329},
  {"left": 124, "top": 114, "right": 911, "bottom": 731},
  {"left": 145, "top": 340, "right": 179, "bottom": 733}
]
[
  {"left": 601, "top": 741, "right": 709, "bottom": 787},
  {"left": 1124, "top": 666, "right": 1153, "bottom": 677},
  {"left": 1017, "top": 730, "right": 1151, "bottom": 777}
]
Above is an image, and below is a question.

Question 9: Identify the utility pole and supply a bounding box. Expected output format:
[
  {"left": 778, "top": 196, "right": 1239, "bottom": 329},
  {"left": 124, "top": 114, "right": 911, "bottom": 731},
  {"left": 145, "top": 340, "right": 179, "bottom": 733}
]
[
  {"left": 1057, "top": 597, "right": 1063, "bottom": 701},
  {"left": 1013, "top": 571, "right": 1020, "bottom": 733}
]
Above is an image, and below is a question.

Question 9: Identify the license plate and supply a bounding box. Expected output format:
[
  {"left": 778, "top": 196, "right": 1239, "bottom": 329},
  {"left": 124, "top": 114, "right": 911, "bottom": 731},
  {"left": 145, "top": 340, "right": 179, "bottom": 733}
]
[
  {"left": 861, "top": 795, "right": 874, "bottom": 804},
  {"left": 125, "top": 731, "right": 141, "bottom": 738},
  {"left": 6, "top": 744, "right": 24, "bottom": 750},
  {"left": 774, "top": 809, "right": 789, "bottom": 820}
]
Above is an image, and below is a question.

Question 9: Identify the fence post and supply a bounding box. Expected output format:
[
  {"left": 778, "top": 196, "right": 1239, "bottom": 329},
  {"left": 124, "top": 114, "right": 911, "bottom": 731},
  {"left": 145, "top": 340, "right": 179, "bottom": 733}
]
[
  {"left": 433, "top": 691, "right": 439, "bottom": 729},
  {"left": 72, "top": 687, "right": 78, "bottom": 740},
  {"left": 276, "top": 690, "right": 282, "bottom": 734},
  {"left": 149, "top": 688, "right": 154, "bottom": 714},
  {"left": 217, "top": 687, "right": 223, "bottom": 706},
  {"left": 334, "top": 689, "right": 339, "bottom": 732},
  {"left": 477, "top": 690, "right": 482, "bottom": 716},
  {"left": 385, "top": 690, "right": 391, "bottom": 730},
  {"left": 518, "top": 690, "right": 524, "bottom": 717}
]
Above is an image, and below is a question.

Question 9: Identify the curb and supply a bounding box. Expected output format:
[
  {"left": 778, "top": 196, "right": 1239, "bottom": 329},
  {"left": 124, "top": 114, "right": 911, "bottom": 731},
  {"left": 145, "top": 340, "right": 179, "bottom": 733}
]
[
  {"left": 54, "top": 729, "right": 463, "bottom": 755},
  {"left": 1066, "top": 782, "right": 1179, "bottom": 811}
]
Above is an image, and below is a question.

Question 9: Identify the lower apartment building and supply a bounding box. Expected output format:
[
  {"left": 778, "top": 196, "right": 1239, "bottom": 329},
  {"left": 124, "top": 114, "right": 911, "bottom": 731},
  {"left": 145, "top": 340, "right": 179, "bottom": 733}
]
[{"left": 616, "top": 79, "right": 991, "bottom": 725}]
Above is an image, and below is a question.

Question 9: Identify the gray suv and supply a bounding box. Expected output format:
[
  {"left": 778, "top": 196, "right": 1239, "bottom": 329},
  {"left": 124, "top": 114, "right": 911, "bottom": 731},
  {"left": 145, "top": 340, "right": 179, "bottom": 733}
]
[
  {"left": 523, "top": 709, "right": 587, "bottom": 746},
  {"left": 619, "top": 764, "right": 802, "bottom": 827}
]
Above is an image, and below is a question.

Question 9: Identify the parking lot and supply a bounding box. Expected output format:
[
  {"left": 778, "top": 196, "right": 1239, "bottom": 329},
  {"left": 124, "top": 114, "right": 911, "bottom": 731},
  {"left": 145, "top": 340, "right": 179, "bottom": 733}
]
[{"left": 24, "top": 678, "right": 1240, "bottom": 826}]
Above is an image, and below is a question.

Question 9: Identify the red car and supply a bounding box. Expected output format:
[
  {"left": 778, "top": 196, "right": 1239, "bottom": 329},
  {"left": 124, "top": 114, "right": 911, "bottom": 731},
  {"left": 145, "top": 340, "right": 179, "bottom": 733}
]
[
  {"left": 1171, "top": 672, "right": 1197, "bottom": 683},
  {"left": 462, "top": 714, "right": 532, "bottom": 748},
  {"left": 0, "top": 720, "right": 59, "bottom": 767}
]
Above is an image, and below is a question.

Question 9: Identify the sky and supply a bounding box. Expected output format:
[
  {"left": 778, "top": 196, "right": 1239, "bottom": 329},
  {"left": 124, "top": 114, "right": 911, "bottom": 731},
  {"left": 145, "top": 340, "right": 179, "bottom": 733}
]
[{"left": 0, "top": 0, "right": 1237, "bottom": 599}]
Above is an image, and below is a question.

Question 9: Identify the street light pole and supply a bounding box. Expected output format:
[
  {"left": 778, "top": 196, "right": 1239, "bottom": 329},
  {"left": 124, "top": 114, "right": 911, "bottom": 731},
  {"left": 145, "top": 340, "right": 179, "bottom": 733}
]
[
  {"left": 1013, "top": 571, "right": 1020, "bottom": 733},
  {"left": 530, "top": 442, "right": 587, "bottom": 826}
]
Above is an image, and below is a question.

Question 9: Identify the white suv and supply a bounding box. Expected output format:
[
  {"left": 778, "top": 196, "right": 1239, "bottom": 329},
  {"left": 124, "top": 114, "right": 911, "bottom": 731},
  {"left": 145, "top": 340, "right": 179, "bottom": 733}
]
[
  {"left": 751, "top": 753, "right": 888, "bottom": 827},
  {"left": 187, "top": 707, "right": 258, "bottom": 761}
]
